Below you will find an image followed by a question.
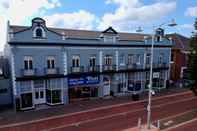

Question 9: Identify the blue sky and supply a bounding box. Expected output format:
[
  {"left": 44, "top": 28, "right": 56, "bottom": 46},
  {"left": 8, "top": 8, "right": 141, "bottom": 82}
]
[{"left": 0, "top": 0, "right": 197, "bottom": 51}]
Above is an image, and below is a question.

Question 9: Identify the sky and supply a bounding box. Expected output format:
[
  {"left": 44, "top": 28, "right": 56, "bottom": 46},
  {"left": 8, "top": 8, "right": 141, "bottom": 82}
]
[{"left": 0, "top": 0, "right": 197, "bottom": 51}]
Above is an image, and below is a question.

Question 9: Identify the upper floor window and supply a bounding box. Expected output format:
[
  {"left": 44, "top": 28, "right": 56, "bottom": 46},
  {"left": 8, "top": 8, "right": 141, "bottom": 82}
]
[
  {"left": 104, "top": 36, "right": 116, "bottom": 43},
  {"left": 146, "top": 53, "right": 151, "bottom": 65},
  {"left": 89, "top": 56, "right": 96, "bottom": 67},
  {"left": 104, "top": 55, "right": 112, "bottom": 65},
  {"left": 128, "top": 54, "right": 134, "bottom": 65},
  {"left": 136, "top": 54, "right": 141, "bottom": 65},
  {"left": 47, "top": 56, "right": 55, "bottom": 69},
  {"left": 159, "top": 53, "right": 164, "bottom": 64},
  {"left": 24, "top": 56, "right": 33, "bottom": 70},
  {"left": 72, "top": 55, "right": 80, "bottom": 67},
  {"left": 119, "top": 54, "right": 125, "bottom": 65},
  {"left": 33, "top": 27, "right": 46, "bottom": 38}
]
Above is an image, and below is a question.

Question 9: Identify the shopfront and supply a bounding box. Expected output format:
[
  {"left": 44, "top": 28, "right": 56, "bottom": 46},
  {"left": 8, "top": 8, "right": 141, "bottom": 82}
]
[{"left": 68, "top": 75, "right": 100, "bottom": 102}]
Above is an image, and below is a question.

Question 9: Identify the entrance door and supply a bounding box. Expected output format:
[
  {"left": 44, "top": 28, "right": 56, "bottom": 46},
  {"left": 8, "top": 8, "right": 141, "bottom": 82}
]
[{"left": 34, "top": 80, "right": 46, "bottom": 105}]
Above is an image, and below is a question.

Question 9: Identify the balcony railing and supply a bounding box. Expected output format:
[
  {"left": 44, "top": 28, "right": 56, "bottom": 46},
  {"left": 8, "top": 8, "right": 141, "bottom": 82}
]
[
  {"left": 103, "top": 65, "right": 116, "bottom": 71},
  {"left": 70, "top": 66, "right": 84, "bottom": 73},
  {"left": 145, "top": 63, "right": 168, "bottom": 69},
  {"left": 87, "top": 65, "right": 99, "bottom": 72},
  {"left": 44, "top": 68, "right": 59, "bottom": 75},
  {"left": 21, "top": 69, "right": 36, "bottom": 76}
]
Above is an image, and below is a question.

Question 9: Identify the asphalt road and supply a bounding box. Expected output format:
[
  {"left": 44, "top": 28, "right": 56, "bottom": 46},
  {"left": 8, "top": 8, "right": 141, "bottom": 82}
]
[{"left": 0, "top": 91, "right": 196, "bottom": 131}]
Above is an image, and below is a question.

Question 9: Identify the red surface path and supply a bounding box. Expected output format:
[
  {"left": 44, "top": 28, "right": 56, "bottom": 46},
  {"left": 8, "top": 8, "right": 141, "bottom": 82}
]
[
  {"left": 167, "top": 118, "right": 197, "bottom": 131},
  {"left": 0, "top": 91, "right": 196, "bottom": 131}
]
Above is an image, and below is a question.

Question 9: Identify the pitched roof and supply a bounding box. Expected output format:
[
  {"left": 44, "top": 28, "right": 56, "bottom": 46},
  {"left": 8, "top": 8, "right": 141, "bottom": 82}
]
[
  {"left": 10, "top": 25, "right": 150, "bottom": 41},
  {"left": 166, "top": 33, "right": 190, "bottom": 51}
]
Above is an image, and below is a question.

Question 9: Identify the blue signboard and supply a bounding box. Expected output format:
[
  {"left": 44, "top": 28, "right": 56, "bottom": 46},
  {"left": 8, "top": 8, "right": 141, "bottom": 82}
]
[{"left": 68, "top": 75, "right": 100, "bottom": 86}]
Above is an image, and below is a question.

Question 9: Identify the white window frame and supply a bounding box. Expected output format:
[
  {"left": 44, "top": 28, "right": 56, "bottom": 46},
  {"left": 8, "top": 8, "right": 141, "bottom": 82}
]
[
  {"left": 33, "top": 26, "right": 46, "bottom": 38},
  {"left": 47, "top": 56, "right": 55, "bottom": 69},
  {"left": 104, "top": 55, "right": 112, "bottom": 65},
  {"left": 72, "top": 55, "right": 80, "bottom": 67},
  {"left": 104, "top": 36, "right": 116, "bottom": 43},
  {"left": 89, "top": 55, "right": 96, "bottom": 67},
  {"left": 24, "top": 56, "right": 33, "bottom": 70},
  {"left": 119, "top": 54, "right": 125, "bottom": 66}
]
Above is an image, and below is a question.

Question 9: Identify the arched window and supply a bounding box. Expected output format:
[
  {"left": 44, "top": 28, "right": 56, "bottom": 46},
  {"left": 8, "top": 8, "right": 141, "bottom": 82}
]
[{"left": 36, "top": 28, "right": 43, "bottom": 37}]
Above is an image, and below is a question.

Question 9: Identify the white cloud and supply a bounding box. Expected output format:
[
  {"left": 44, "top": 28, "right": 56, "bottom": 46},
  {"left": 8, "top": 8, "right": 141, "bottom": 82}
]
[
  {"left": 185, "top": 6, "right": 197, "bottom": 17},
  {"left": 178, "top": 24, "right": 194, "bottom": 30},
  {"left": 0, "top": 0, "right": 61, "bottom": 51},
  {"left": 44, "top": 10, "right": 97, "bottom": 30},
  {"left": 98, "top": 0, "right": 176, "bottom": 31}
]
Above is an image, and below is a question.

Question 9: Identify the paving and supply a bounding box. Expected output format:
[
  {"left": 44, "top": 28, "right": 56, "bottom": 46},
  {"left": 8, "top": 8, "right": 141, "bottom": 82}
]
[
  {"left": 0, "top": 87, "right": 188, "bottom": 126},
  {"left": 0, "top": 88, "right": 195, "bottom": 131}
]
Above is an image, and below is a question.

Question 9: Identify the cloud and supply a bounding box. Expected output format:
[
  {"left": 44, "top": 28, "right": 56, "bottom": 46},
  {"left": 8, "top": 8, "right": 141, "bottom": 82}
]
[
  {"left": 0, "top": 0, "right": 61, "bottom": 51},
  {"left": 98, "top": 0, "right": 176, "bottom": 31},
  {"left": 44, "top": 10, "right": 97, "bottom": 30},
  {"left": 178, "top": 24, "right": 194, "bottom": 30},
  {"left": 185, "top": 6, "right": 197, "bottom": 17}
]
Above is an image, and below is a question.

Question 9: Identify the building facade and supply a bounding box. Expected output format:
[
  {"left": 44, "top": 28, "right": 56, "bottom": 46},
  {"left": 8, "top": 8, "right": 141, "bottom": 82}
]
[
  {"left": 0, "top": 55, "right": 12, "bottom": 107},
  {"left": 4, "top": 18, "right": 172, "bottom": 110},
  {"left": 167, "top": 34, "right": 190, "bottom": 84}
]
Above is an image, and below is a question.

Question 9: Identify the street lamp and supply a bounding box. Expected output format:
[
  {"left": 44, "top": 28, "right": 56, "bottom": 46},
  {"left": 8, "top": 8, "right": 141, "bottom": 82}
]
[{"left": 136, "top": 19, "right": 177, "bottom": 129}]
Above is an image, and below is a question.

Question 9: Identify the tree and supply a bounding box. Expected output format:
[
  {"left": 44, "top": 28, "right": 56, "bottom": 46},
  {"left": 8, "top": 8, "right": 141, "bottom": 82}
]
[{"left": 188, "top": 18, "right": 197, "bottom": 95}]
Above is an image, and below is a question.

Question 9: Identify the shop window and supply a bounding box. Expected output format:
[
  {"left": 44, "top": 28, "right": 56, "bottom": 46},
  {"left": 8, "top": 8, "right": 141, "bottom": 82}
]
[
  {"left": 24, "top": 56, "right": 33, "bottom": 70},
  {"left": 21, "top": 93, "right": 33, "bottom": 109}
]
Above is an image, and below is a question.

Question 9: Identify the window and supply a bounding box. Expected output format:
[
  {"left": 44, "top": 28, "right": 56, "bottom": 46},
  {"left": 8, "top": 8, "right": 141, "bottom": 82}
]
[
  {"left": 136, "top": 54, "right": 141, "bottom": 65},
  {"left": 47, "top": 56, "right": 55, "bottom": 69},
  {"left": 104, "top": 55, "right": 112, "bottom": 65},
  {"left": 146, "top": 54, "right": 151, "bottom": 65},
  {"left": 36, "top": 28, "right": 43, "bottom": 37},
  {"left": 89, "top": 56, "right": 96, "bottom": 67},
  {"left": 119, "top": 54, "right": 125, "bottom": 65},
  {"left": 159, "top": 53, "right": 164, "bottom": 64},
  {"left": 72, "top": 55, "right": 80, "bottom": 67},
  {"left": 128, "top": 54, "right": 134, "bottom": 65},
  {"left": 24, "top": 56, "right": 33, "bottom": 70},
  {"left": 33, "top": 27, "right": 46, "bottom": 38},
  {"left": 104, "top": 36, "right": 116, "bottom": 43},
  {"left": 0, "top": 68, "right": 3, "bottom": 75}
]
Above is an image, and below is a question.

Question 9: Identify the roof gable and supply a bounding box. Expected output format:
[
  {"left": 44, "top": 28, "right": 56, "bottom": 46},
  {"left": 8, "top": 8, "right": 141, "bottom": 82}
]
[{"left": 102, "top": 27, "right": 118, "bottom": 34}]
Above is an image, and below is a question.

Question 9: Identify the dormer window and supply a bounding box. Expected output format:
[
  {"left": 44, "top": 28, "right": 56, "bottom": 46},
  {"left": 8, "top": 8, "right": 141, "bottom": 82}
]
[
  {"left": 36, "top": 28, "right": 43, "bottom": 37},
  {"left": 104, "top": 36, "right": 116, "bottom": 43},
  {"left": 33, "top": 27, "right": 46, "bottom": 38}
]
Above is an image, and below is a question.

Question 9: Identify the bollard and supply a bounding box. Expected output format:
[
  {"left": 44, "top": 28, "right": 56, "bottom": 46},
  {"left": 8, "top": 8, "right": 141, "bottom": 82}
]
[
  {"left": 157, "top": 120, "right": 160, "bottom": 129},
  {"left": 138, "top": 117, "right": 142, "bottom": 129}
]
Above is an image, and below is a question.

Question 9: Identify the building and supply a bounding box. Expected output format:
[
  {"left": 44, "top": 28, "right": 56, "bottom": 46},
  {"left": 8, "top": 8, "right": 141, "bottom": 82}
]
[
  {"left": 167, "top": 33, "right": 190, "bottom": 84},
  {"left": 4, "top": 18, "right": 172, "bottom": 110},
  {"left": 0, "top": 55, "right": 12, "bottom": 108}
]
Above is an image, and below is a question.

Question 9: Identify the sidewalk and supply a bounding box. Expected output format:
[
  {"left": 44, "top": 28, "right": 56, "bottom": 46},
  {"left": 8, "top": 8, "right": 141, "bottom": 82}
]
[{"left": 0, "top": 87, "right": 189, "bottom": 126}]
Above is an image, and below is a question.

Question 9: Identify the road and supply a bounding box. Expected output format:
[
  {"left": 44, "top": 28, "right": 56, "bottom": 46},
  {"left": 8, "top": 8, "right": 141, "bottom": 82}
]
[{"left": 0, "top": 91, "right": 196, "bottom": 131}]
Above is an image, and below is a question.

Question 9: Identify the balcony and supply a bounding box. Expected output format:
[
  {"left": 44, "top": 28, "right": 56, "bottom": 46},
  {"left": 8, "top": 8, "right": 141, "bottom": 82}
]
[
  {"left": 87, "top": 65, "right": 99, "bottom": 72},
  {"left": 103, "top": 65, "right": 116, "bottom": 72},
  {"left": 70, "top": 66, "right": 84, "bottom": 73},
  {"left": 45, "top": 68, "right": 59, "bottom": 75},
  {"left": 21, "top": 69, "right": 36, "bottom": 76}
]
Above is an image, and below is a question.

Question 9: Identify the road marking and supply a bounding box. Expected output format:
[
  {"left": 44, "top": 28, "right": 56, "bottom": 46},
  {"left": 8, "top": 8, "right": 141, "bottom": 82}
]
[
  {"left": 42, "top": 97, "right": 197, "bottom": 131},
  {"left": 0, "top": 91, "right": 192, "bottom": 129},
  {"left": 163, "top": 117, "right": 197, "bottom": 131}
]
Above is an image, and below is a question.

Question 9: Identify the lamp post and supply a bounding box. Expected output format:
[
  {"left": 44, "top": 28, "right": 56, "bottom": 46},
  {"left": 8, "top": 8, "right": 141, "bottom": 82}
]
[{"left": 136, "top": 19, "right": 177, "bottom": 129}]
